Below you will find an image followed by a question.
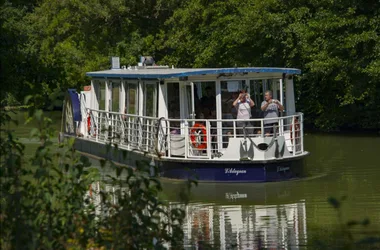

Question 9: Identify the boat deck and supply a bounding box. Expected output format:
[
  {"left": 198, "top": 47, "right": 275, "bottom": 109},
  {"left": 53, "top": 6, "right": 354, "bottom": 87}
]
[{"left": 71, "top": 108, "right": 305, "bottom": 162}]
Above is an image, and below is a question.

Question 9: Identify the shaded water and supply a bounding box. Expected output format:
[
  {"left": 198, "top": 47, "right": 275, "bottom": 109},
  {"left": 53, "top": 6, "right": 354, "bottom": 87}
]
[{"left": 10, "top": 111, "right": 380, "bottom": 249}]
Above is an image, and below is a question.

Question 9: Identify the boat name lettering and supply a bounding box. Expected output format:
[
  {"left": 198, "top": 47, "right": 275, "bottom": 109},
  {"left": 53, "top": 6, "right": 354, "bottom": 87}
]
[
  {"left": 225, "top": 168, "right": 247, "bottom": 175},
  {"left": 225, "top": 192, "right": 248, "bottom": 200},
  {"left": 277, "top": 166, "right": 290, "bottom": 172}
]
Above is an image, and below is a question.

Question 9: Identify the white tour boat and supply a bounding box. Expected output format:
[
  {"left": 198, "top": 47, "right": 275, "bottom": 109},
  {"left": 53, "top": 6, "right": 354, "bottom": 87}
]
[{"left": 62, "top": 56, "right": 309, "bottom": 182}]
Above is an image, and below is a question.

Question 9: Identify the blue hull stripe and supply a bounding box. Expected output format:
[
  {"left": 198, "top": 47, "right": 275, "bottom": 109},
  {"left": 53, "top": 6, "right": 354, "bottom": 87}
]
[{"left": 160, "top": 160, "right": 304, "bottom": 182}]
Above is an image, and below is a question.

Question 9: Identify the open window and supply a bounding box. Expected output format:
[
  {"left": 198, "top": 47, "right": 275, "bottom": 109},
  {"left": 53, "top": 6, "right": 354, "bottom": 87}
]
[
  {"left": 144, "top": 82, "right": 157, "bottom": 117},
  {"left": 194, "top": 81, "right": 216, "bottom": 119},
  {"left": 109, "top": 80, "right": 121, "bottom": 112},
  {"left": 97, "top": 81, "right": 106, "bottom": 110},
  {"left": 167, "top": 82, "right": 180, "bottom": 119},
  {"left": 125, "top": 82, "right": 139, "bottom": 115},
  {"left": 249, "top": 80, "right": 264, "bottom": 118}
]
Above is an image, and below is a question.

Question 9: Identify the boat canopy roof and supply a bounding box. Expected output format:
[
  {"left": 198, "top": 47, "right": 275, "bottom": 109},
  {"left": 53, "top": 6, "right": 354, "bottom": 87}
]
[{"left": 86, "top": 67, "right": 301, "bottom": 79}]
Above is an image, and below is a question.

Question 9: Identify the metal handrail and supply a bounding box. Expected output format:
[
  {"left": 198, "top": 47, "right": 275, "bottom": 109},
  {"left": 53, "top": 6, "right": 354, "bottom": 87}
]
[{"left": 83, "top": 108, "right": 305, "bottom": 160}]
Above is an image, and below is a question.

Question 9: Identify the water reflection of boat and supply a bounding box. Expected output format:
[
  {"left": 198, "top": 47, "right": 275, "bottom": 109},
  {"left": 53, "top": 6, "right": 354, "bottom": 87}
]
[
  {"left": 163, "top": 181, "right": 308, "bottom": 248},
  {"left": 161, "top": 179, "right": 309, "bottom": 205},
  {"left": 178, "top": 202, "right": 307, "bottom": 249},
  {"left": 87, "top": 180, "right": 308, "bottom": 249}
]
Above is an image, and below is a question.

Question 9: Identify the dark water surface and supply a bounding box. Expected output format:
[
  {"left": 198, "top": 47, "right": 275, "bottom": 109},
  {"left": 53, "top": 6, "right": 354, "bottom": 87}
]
[{"left": 11, "top": 111, "right": 380, "bottom": 249}]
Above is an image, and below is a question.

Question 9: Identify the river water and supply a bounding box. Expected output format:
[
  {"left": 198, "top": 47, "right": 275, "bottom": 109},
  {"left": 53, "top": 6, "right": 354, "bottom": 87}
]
[{"left": 11, "top": 111, "right": 380, "bottom": 249}]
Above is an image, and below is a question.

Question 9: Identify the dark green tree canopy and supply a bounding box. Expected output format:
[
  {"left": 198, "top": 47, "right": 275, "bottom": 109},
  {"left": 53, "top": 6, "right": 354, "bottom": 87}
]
[{"left": 1, "top": 0, "right": 379, "bottom": 131}]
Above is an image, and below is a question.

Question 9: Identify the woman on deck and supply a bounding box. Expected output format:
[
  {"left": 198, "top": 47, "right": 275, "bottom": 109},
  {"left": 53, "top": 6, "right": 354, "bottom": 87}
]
[
  {"left": 261, "top": 90, "right": 284, "bottom": 136},
  {"left": 233, "top": 90, "right": 255, "bottom": 136}
]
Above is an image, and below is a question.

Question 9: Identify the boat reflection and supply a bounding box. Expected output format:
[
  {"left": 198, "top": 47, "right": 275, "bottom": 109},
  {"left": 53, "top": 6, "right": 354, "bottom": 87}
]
[
  {"left": 173, "top": 201, "right": 307, "bottom": 249},
  {"left": 162, "top": 180, "right": 310, "bottom": 249},
  {"left": 88, "top": 178, "right": 309, "bottom": 249}
]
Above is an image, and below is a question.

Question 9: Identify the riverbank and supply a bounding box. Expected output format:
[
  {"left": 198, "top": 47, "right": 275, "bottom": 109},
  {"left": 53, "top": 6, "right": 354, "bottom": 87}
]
[{"left": 304, "top": 127, "right": 380, "bottom": 136}]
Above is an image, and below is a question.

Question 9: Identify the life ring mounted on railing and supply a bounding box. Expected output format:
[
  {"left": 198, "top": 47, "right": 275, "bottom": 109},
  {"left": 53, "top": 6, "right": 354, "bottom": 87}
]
[
  {"left": 87, "top": 112, "right": 91, "bottom": 135},
  {"left": 190, "top": 123, "right": 208, "bottom": 149}
]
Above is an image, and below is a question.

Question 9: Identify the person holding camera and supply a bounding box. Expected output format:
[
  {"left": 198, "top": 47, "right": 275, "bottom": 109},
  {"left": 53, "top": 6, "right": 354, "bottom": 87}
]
[
  {"left": 261, "top": 90, "right": 284, "bottom": 136},
  {"left": 233, "top": 90, "right": 255, "bottom": 136}
]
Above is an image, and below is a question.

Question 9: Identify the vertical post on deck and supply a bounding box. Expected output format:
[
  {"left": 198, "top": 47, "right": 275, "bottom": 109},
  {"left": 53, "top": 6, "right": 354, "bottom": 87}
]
[
  {"left": 108, "top": 114, "right": 114, "bottom": 142},
  {"left": 96, "top": 111, "right": 99, "bottom": 142},
  {"left": 279, "top": 78, "right": 284, "bottom": 107},
  {"left": 300, "top": 113, "right": 304, "bottom": 153},
  {"left": 119, "top": 80, "right": 124, "bottom": 116},
  {"left": 127, "top": 117, "right": 130, "bottom": 150},
  {"left": 184, "top": 121, "right": 188, "bottom": 159},
  {"left": 206, "top": 120, "right": 211, "bottom": 159},
  {"left": 138, "top": 117, "right": 142, "bottom": 150},
  {"left": 261, "top": 119, "right": 264, "bottom": 137},
  {"left": 138, "top": 80, "right": 144, "bottom": 117},
  {"left": 279, "top": 78, "right": 284, "bottom": 136},
  {"left": 233, "top": 121, "right": 236, "bottom": 138},
  {"left": 121, "top": 113, "right": 125, "bottom": 145},
  {"left": 215, "top": 80, "right": 222, "bottom": 152},
  {"left": 105, "top": 79, "right": 109, "bottom": 112},
  {"left": 167, "top": 120, "right": 171, "bottom": 157},
  {"left": 292, "top": 116, "right": 296, "bottom": 156},
  {"left": 146, "top": 119, "right": 149, "bottom": 152},
  {"left": 190, "top": 82, "right": 195, "bottom": 119},
  {"left": 90, "top": 80, "right": 95, "bottom": 109}
]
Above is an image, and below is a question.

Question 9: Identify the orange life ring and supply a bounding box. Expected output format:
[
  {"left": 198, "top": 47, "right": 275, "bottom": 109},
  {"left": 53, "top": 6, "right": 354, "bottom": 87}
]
[
  {"left": 87, "top": 113, "right": 91, "bottom": 135},
  {"left": 190, "top": 123, "right": 208, "bottom": 149}
]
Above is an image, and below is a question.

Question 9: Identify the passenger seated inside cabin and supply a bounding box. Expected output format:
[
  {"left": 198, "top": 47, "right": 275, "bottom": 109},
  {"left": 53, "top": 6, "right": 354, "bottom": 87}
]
[
  {"left": 261, "top": 90, "right": 284, "bottom": 136},
  {"left": 208, "top": 110, "right": 218, "bottom": 152},
  {"left": 233, "top": 89, "right": 255, "bottom": 136},
  {"left": 200, "top": 86, "right": 216, "bottom": 110},
  {"left": 221, "top": 97, "right": 235, "bottom": 147},
  {"left": 224, "top": 92, "right": 239, "bottom": 119},
  {"left": 169, "top": 103, "right": 181, "bottom": 134},
  {"left": 198, "top": 107, "right": 211, "bottom": 122}
]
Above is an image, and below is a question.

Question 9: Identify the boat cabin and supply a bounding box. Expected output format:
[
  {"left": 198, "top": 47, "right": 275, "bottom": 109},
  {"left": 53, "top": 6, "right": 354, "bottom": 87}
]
[{"left": 71, "top": 57, "right": 305, "bottom": 162}]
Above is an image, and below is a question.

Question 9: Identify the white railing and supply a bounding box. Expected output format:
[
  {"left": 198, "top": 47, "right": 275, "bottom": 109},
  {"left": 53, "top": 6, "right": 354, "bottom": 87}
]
[
  {"left": 84, "top": 108, "right": 304, "bottom": 160},
  {"left": 86, "top": 109, "right": 158, "bottom": 154}
]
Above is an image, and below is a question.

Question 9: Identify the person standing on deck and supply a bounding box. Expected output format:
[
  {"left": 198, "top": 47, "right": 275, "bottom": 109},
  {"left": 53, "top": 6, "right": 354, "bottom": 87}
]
[
  {"left": 261, "top": 90, "right": 284, "bottom": 136},
  {"left": 233, "top": 90, "right": 255, "bottom": 135}
]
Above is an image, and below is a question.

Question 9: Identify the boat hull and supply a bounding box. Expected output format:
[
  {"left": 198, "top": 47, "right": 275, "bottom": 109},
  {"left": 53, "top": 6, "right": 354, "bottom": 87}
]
[
  {"left": 159, "top": 157, "right": 306, "bottom": 182},
  {"left": 72, "top": 137, "right": 308, "bottom": 183}
]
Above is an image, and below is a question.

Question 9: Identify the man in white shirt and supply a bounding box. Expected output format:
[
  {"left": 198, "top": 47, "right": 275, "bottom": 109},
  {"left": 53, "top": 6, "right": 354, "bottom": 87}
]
[
  {"left": 233, "top": 90, "right": 255, "bottom": 135},
  {"left": 261, "top": 90, "right": 284, "bottom": 136}
]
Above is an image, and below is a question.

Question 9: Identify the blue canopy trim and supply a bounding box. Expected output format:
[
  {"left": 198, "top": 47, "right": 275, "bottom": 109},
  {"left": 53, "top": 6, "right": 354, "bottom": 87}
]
[{"left": 86, "top": 67, "right": 301, "bottom": 79}]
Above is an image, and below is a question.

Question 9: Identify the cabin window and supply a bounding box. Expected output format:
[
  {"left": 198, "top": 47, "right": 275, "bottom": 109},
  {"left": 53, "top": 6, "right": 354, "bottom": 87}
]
[
  {"left": 262, "top": 79, "right": 279, "bottom": 100},
  {"left": 220, "top": 80, "right": 246, "bottom": 119},
  {"left": 110, "top": 81, "right": 120, "bottom": 112},
  {"left": 126, "top": 82, "right": 139, "bottom": 114},
  {"left": 167, "top": 82, "right": 180, "bottom": 119},
  {"left": 282, "top": 82, "right": 287, "bottom": 115},
  {"left": 144, "top": 82, "right": 157, "bottom": 117},
  {"left": 194, "top": 81, "right": 216, "bottom": 119},
  {"left": 219, "top": 80, "right": 248, "bottom": 148},
  {"left": 99, "top": 82, "right": 106, "bottom": 110},
  {"left": 185, "top": 85, "right": 194, "bottom": 119},
  {"left": 249, "top": 80, "right": 264, "bottom": 118}
]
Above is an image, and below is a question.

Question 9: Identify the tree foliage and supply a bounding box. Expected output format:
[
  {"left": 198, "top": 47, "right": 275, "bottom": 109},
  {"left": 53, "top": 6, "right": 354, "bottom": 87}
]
[
  {"left": 1, "top": 0, "right": 379, "bottom": 131},
  {"left": 0, "top": 103, "right": 192, "bottom": 249}
]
